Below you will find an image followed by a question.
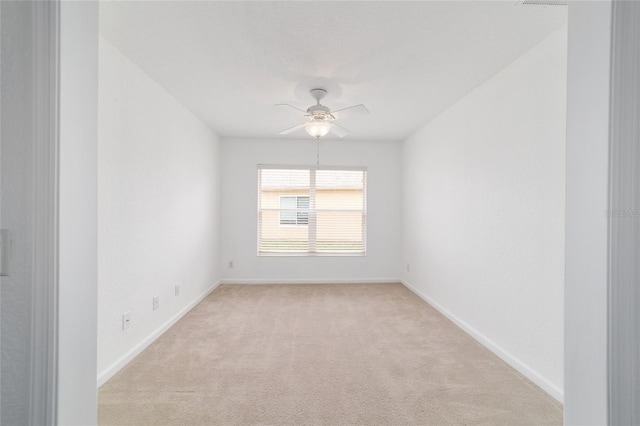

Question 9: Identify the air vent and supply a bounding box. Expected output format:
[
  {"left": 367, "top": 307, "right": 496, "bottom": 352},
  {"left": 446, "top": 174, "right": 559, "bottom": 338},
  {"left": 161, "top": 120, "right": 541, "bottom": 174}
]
[{"left": 520, "top": 0, "right": 567, "bottom": 5}]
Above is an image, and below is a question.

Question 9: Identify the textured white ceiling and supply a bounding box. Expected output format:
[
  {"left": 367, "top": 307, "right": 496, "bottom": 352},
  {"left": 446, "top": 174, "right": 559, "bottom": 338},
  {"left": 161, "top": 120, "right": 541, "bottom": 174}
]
[{"left": 100, "top": 1, "right": 567, "bottom": 142}]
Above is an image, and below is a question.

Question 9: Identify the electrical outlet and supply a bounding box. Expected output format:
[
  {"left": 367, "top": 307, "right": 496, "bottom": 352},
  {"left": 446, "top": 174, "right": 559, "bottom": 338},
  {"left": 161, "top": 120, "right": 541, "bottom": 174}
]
[
  {"left": 406, "top": 263, "right": 411, "bottom": 272},
  {"left": 228, "top": 260, "right": 234, "bottom": 268},
  {"left": 122, "top": 312, "right": 131, "bottom": 330},
  {"left": 175, "top": 285, "right": 180, "bottom": 296},
  {"left": 153, "top": 296, "right": 159, "bottom": 311}
]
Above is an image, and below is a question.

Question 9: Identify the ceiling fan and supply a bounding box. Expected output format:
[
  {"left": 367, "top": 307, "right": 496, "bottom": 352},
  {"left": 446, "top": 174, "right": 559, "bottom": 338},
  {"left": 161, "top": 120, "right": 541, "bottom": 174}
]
[{"left": 277, "top": 89, "right": 369, "bottom": 139}]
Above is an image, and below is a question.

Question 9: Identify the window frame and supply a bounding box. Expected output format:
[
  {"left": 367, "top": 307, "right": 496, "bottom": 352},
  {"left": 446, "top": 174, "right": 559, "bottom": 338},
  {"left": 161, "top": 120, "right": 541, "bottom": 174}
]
[{"left": 257, "top": 165, "right": 367, "bottom": 257}]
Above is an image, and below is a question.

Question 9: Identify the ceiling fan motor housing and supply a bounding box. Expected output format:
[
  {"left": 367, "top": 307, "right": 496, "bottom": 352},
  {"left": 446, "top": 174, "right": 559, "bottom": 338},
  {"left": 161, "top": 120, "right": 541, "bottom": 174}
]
[{"left": 307, "top": 104, "right": 332, "bottom": 120}]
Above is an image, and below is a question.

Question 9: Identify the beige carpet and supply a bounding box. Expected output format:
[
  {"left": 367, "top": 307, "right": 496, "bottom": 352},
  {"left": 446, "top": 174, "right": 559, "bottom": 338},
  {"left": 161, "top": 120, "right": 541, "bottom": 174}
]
[{"left": 98, "top": 283, "right": 562, "bottom": 425}]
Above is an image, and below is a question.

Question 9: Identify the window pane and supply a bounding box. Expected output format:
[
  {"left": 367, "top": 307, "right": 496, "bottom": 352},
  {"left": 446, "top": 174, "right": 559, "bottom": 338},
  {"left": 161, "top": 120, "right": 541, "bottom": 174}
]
[
  {"left": 280, "top": 196, "right": 296, "bottom": 209},
  {"left": 280, "top": 213, "right": 296, "bottom": 225},
  {"left": 260, "top": 210, "right": 308, "bottom": 252},
  {"left": 296, "top": 196, "right": 309, "bottom": 209},
  {"left": 316, "top": 211, "right": 365, "bottom": 253},
  {"left": 279, "top": 196, "right": 297, "bottom": 224},
  {"left": 316, "top": 170, "right": 365, "bottom": 210},
  {"left": 297, "top": 196, "right": 309, "bottom": 225},
  {"left": 261, "top": 169, "right": 309, "bottom": 191},
  {"left": 260, "top": 170, "right": 310, "bottom": 253}
]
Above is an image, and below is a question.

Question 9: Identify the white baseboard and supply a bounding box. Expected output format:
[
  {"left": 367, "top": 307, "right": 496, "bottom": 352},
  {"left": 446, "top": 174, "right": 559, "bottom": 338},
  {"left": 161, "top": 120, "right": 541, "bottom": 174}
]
[
  {"left": 97, "top": 280, "right": 222, "bottom": 388},
  {"left": 220, "top": 278, "right": 401, "bottom": 285},
  {"left": 400, "top": 279, "right": 564, "bottom": 403}
]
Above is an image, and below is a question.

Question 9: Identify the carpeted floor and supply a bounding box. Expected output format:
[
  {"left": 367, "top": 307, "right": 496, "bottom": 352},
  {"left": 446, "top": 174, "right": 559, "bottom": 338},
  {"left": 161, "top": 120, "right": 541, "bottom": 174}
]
[{"left": 98, "top": 283, "right": 562, "bottom": 425}]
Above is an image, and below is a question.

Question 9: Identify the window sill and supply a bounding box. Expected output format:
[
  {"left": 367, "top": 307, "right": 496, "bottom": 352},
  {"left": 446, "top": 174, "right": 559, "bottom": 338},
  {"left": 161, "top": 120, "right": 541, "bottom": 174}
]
[{"left": 257, "top": 252, "right": 366, "bottom": 257}]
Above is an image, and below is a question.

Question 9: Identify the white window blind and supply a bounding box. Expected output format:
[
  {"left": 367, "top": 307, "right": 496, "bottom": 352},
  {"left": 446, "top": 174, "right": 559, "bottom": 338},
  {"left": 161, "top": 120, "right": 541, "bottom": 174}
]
[{"left": 258, "top": 166, "right": 367, "bottom": 256}]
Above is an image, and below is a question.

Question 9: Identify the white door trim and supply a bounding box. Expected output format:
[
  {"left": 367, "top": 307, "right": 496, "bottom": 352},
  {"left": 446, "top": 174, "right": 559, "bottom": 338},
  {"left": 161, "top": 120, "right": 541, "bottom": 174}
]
[
  {"left": 29, "top": 1, "right": 60, "bottom": 424},
  {"left": 608, "top": 1, "right": 640, "bottom": 424}
]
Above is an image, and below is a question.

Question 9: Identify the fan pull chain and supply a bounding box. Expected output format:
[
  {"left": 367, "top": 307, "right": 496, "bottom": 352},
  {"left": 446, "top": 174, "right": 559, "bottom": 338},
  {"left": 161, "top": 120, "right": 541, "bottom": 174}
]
[{"left": 316, "top": 140, "right": 320, "bottom": 166}]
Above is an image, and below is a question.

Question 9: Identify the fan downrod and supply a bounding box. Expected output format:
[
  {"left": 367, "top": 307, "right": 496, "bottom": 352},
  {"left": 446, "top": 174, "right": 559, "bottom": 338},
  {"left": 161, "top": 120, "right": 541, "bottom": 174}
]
[{"left": 310, "top": 88, "right": 327, "bottom": 104}]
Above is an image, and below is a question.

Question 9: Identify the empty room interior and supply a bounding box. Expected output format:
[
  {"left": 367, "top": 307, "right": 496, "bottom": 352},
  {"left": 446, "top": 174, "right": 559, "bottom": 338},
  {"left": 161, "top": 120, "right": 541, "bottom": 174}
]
[{"left": 97, "top": 1, "right": 568, "bottom": 424}]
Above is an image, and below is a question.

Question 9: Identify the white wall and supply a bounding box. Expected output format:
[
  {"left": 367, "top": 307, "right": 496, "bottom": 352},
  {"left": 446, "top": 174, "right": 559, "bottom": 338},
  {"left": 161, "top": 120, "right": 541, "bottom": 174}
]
[
  {"left": 564, "top": 1, "right": 611, "bottom": 424},
  {"left": 220, "top": 138, "right": 401, "bottom": 283},
  {"left": 58, "top": 2, "right": 99, "bottom": 423},
  {"left": 97, "top": 38, "right": 222, "bottom": 385},
  {"left": 400, "top": 28, "right": 567, "bottom": 401}
]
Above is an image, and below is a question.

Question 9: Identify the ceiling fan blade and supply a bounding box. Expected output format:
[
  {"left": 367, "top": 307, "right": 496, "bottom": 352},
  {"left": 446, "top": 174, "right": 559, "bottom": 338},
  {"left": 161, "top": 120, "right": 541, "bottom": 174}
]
[
  {"left": 330, "top": 123, "right": 351, "bottom": 138},
  {"left": 276, "top": 103, "right": 307, "bottom": 114},
  {"left": 278, "top": 123, "right": 306, "bottom": 135},
  {"left": 331, "top": 104, "right": 369, "bottom": 120}
]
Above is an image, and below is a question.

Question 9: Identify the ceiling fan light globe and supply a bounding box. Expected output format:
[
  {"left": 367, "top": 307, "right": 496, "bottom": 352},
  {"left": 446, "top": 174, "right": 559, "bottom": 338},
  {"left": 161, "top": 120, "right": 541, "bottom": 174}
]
[{"left": 305, "top": 120, "right": 332, "bottom": 138}]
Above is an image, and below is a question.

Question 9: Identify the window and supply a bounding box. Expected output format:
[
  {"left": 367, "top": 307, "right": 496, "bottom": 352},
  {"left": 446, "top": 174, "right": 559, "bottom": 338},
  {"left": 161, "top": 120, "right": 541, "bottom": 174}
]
[
  {"left": 258, "top": 166, "right": 367, "bottom": 256},
  {"left": 279, "top": 196, "right": 309, "bottom": 225}
]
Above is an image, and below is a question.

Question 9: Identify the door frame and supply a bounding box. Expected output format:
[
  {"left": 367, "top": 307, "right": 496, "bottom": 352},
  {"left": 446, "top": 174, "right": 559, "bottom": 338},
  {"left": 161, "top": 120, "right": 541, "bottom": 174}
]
[
  {"left": 608, "top": 1, "right": 640, "bottom": 424},
  {"left": 30, "top": 1, "right": 60, "bottom": 424},
  {"left": 21, "top": 0, "right": 640, "bottom": 424}
]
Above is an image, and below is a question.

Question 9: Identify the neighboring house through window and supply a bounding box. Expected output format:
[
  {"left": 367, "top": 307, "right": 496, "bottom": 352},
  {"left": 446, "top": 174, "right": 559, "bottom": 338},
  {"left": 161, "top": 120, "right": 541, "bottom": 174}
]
[{"left": 257, "top": 165, "right": 367, "bottom": 256}]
